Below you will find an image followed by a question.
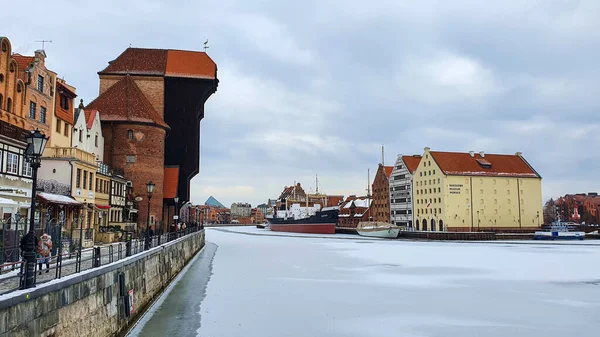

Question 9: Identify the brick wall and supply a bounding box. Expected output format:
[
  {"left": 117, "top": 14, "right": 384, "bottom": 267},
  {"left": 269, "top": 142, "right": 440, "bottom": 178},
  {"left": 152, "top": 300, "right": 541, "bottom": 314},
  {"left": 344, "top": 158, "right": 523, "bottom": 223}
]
[
  {"left": 372, "top": 165, "right": 391, "bottom": 222},
  {"left": 103, "top": 123, "right": 165, "bottom": 229},
  {"left": 134, "top": 77, "right": 164, "bottom": 118}
]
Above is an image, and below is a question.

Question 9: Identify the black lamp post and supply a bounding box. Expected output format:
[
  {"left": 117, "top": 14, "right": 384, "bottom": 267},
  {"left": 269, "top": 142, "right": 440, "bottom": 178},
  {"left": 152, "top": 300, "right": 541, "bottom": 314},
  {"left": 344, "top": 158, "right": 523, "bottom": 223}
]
[
  {"left": 537, "top": 211, "right": 540, "bottom": 227},
  {"left": 21, "top": 129, "right": 49, "bottom": 289},
  {"left": 144, "top": 181, "right": 155, "bottom": 250},
  {"left": 174, "top": 196, "right": 179, "bottom": 232}
]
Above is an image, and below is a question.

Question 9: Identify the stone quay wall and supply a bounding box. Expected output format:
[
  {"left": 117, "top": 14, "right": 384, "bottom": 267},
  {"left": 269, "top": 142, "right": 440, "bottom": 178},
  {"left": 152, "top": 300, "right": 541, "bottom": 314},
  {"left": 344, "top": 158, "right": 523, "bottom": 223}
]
[{"left": 0, "top": 230, "right": 205, "bottom": 337}]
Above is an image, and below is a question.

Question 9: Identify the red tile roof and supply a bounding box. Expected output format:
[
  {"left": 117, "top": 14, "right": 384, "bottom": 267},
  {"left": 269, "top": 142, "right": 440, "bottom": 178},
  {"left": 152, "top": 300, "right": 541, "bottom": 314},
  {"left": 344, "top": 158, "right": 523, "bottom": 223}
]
[
  {"left": 84, "top": 109, "right": 98, "bottom": 129},
  {"left": 430, "top": 151, "right": 540, "bottom": 178},
  {"left": 383, "top": 166, "right": 394, "bottom": 178},
  {"left": 98, "top": 48, "right": 217, "bottom": 79},
  {"left": 12, "top": 54, "right": 34, "bottom": 71},
  {"left": 401, "top": 155, "right": 422, "bottom": 174},
  {"left": 85, "top": 75, "right": 169, "bottom": 129},
  {"left": 163, "top": 167, "right": 179, "bottom": 199},
  {"left": 165, "top": 50, "right": 217, "bottom": 79}
]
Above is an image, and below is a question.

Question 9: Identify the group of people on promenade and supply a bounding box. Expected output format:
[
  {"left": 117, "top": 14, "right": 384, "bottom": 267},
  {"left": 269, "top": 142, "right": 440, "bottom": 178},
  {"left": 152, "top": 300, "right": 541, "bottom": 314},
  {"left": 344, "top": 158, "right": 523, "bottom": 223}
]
[{"left": 19, "top": 232, "right": 53, "bottom": 274}]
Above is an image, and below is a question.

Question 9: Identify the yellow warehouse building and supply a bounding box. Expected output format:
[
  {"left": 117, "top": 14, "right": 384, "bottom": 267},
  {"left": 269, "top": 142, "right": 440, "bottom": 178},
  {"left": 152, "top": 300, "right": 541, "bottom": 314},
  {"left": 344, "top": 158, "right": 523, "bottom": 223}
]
[{"left": 413, "top": 148, "right": 543, "bottom": 232}]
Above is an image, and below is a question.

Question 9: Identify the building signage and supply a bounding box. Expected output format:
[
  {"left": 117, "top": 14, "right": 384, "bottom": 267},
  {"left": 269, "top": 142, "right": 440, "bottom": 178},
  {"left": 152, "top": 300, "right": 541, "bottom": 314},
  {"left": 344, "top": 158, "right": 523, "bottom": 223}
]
[{"left": 449, "top": 184, "right": 463, "bottom": 194}]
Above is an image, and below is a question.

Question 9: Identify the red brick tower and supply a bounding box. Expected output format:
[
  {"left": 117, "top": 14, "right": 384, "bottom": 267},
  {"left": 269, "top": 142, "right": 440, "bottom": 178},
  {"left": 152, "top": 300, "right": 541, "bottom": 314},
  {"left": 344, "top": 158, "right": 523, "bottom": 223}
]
[{"left": 87, "top": 48, "right": 218, "bottom": 231}]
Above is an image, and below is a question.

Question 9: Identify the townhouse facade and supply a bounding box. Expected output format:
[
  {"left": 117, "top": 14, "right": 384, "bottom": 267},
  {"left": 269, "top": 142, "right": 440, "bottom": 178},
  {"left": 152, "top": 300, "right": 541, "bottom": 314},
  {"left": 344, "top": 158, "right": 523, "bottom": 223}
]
[
  {"left": 389, "top": 155, "right": 421, "bottom": 228},
  {"left": 371, "top": 164, "right": 393, "bottom": 223}
]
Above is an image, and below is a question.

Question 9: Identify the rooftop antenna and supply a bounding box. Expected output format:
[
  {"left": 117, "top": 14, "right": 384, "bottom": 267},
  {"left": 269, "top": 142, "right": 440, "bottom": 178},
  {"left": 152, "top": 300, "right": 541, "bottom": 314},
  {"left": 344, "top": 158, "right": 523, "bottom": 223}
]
[
  {"left": 315, "top": 174, "right": 319, "bottom": 194},
  {"left": 381, "top": 144, "right": 385, "bottom": 166},
  {"left": 203, "top": 39, "right": 209, "bottom": 52},
  {"left": 35, "top": 40, "right": 52, "bottom": 51}
]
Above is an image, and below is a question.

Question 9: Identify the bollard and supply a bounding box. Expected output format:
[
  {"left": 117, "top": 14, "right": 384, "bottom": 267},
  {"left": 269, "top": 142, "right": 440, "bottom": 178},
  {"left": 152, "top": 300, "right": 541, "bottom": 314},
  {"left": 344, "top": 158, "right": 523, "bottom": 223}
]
[{"left": 93, "top": 246, "right": 101, "bottom": 267}]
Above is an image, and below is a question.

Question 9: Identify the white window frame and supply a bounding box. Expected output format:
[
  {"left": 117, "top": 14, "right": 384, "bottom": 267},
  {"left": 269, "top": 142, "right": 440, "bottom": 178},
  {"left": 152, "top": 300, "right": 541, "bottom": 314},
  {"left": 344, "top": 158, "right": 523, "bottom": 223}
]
[
  {"left": 22, "top": 158, "right": 32, "bottom": 177},
  {"left": 6, "top": 153, "right": 19, "bottom": 174}
]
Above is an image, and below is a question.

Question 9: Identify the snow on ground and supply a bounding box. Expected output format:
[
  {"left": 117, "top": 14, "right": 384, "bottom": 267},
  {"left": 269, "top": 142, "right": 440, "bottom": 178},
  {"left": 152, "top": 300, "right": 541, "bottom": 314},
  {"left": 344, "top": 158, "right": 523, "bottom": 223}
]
[{"left": 132, "top": 227, "right": 600, "bottom": 337}]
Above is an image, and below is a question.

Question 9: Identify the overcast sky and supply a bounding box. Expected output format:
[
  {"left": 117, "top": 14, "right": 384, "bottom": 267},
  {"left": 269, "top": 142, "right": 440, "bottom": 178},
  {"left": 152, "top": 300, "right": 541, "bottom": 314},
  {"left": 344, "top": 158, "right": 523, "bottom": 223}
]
[{"left": 3, "top": 0, "right": 599, "bottom": 207}]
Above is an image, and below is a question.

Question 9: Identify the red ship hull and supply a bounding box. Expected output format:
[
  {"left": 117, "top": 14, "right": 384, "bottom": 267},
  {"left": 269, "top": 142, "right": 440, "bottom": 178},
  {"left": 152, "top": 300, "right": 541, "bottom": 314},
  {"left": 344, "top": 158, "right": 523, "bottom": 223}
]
[{"left": 269, "top": 223, "right": 336, "bottom": 234}]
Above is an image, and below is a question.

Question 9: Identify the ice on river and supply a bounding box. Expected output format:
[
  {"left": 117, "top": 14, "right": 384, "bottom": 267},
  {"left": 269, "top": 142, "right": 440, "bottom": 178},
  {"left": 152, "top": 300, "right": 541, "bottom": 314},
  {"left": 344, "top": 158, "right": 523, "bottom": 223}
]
[{"left": 132, "top": 227, "right": 600, "bottom": 337}]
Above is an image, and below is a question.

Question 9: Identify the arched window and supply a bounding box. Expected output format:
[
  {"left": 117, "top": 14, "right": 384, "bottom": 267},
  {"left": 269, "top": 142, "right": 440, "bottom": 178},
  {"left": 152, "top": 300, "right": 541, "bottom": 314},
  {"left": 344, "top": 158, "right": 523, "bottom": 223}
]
[
  {"left": 127, "top": 129, "right": 133, "bottom": 140},
  {"left": 17, "top": 83, "right": 22, "bottom": 93},
  {"left": 95, "top": 134, "right": 99, "bottom": 147},
  {"left": 1, "top": 41, "right": 7, "bottom": 52},
  {"left": 0, "top": 74, "right": 4, "bottom": 83},
  {"left": 6, "top": 98, "right": 12, "bottom": 112},
  {"left": 0, "top": 94, "right": 3, "bottom": 109}
]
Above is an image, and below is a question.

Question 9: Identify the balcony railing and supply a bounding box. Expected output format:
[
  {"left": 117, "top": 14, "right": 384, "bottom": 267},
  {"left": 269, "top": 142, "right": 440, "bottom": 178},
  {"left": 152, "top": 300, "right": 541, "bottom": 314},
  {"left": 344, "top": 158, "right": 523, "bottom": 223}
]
[{"left": 43, "top": 147, "right": 98, "bottom": 165}]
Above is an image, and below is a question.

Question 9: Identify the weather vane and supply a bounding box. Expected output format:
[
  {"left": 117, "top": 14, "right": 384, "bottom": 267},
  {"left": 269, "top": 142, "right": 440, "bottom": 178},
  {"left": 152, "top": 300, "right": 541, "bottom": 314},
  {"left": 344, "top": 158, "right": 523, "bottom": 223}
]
[
  {"left": 203, "top": 39, "right": 209, "bottom": 52},
  {"left": 35, "top": 40, "right": 52, "bottom": 51}
]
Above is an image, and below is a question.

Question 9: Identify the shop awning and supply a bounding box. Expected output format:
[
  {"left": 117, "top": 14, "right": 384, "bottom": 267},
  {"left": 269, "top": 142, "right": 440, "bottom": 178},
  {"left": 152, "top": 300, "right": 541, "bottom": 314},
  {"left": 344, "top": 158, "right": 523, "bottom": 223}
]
[
  {"left": 37, "top": 192, "right": 82, "bottom": 206},
  {"left": 96, "top": 205, "right": 111, "bottom": 209},
  {"left": 0, "top": 197, "right": 18, "bottom": 208}
]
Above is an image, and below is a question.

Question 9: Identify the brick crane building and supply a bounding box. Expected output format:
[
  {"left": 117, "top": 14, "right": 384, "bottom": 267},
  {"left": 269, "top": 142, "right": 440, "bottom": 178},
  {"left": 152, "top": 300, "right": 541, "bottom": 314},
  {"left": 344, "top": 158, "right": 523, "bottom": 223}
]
[{"left": 86, "top": 48, "right": 218, "bottom": 231}]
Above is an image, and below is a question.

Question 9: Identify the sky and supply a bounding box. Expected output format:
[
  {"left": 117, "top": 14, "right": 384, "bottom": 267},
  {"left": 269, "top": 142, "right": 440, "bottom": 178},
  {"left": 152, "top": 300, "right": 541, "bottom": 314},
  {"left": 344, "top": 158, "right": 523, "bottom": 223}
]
[{"left": 2, "top": 0, "right": 599, "bottom": 207}]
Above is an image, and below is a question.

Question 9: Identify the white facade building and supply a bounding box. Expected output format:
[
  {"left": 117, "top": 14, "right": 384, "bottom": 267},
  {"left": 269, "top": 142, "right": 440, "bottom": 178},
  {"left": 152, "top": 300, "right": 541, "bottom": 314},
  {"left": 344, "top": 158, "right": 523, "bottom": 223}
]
[
  {"left": 231, "top": 202, "right": 252, "bottom": 217},
  {"left": 389, "top": 154, "right": 421, "bottom": 228}
]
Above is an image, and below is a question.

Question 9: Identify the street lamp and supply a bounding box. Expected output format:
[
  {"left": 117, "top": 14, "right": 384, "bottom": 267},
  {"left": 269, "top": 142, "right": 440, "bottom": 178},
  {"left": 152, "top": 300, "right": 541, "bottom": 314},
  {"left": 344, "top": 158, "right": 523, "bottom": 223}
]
[
  {"left": 21, "top": 129, "right": 49, "bottom": 289},
  {"left": 174, "top": 196, "right": 179, "bottom": 232},
  {"left": 145, "top": 181, "right": 155, "bottom": 250},
  {"left": 537, "top": 211, "right": 540, "bottom": 227}
]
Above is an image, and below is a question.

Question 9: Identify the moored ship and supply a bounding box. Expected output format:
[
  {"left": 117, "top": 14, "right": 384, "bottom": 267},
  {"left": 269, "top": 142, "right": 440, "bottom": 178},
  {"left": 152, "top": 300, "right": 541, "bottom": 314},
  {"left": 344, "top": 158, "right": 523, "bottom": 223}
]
[{"left": 268, "top": 204, "right": 339, "bottom": 234}]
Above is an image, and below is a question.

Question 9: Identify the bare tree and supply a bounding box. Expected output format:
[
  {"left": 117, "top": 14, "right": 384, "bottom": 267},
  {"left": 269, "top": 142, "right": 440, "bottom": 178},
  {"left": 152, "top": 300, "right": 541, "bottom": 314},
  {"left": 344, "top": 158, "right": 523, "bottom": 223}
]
[{"left": 543, "top": 198, "right": 557, "bottom": 224}]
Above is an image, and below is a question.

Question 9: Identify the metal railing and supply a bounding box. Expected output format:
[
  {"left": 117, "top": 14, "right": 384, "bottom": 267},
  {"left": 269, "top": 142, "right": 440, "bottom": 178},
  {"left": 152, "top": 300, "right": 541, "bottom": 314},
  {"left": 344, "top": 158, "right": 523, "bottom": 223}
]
[{"left": 0, "top": 223, "right": 204, "bottom": 295}]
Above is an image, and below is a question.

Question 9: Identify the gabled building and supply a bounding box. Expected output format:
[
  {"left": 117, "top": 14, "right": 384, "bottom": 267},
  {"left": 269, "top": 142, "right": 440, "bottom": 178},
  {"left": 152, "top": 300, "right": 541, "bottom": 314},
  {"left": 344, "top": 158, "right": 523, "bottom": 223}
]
[
  {"left": 231, "top": 202, "right": 252, "bottom": 217},
  {"left": 338, "top": 195, "right": 372, "bottom": 229},
  {"left": 413, "top": 148, "right": 543, "bottom": 232},
  {"left": 371, "top": 164, "right": 393, "bottom": 223},
  {"left": 87, "top": 47, "right": 218, "bottom": 233},
  {"left": 389, "top": 154, "right": 421, "bottom": 228}
]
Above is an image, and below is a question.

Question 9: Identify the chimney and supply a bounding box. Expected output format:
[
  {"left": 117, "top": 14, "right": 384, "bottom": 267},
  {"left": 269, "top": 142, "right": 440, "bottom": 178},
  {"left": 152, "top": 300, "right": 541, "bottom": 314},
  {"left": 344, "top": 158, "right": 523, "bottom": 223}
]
[
  {"left": 78, "top": 99, "right": 84, "bottom": 109},
  {"left": 34, "top": 49, "right": 46, "bottom": 64},
  {"left": 424, "top": 147, "right": 430, "bottom": 152},
  {"left": 469, "top": 151, "right": 475, "bottom": 157},
  {"left": 479, "top": 151, "right": 485, "bottom": 157},
  {"left": 515, "top": 152, "right": 522, "bottom": 157}
]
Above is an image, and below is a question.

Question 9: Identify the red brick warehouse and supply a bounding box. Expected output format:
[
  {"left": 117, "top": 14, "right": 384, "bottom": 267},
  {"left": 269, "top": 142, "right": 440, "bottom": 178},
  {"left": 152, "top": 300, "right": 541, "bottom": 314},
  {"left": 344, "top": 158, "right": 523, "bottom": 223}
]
[{"left": 86, "top": 48, "right": 218, "bottom": 232}]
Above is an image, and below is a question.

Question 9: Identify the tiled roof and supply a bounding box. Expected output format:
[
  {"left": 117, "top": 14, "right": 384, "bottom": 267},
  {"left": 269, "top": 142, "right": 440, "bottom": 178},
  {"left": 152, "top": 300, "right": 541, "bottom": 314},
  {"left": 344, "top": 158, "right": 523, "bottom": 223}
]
[
  {"left": 429, "top": 151, "right": 540, "bottom": 178},
  {"left": 401, "top": 155, "right": 422, "bottom": 174},
  {"left": 85, "top": 75, "right": 169, "bottom": 129},
  {"left": 383, "top": 166, "right": 394, "bottom": 178},
  {"left": 12, "top": 53, "right": 34, "bottom": 71},
  {"left": 163, "top": 166, "right": 179, "bottom": 199},
  {"left": 84, "top": 109, "right": 98, "bottom": 129},
  {"left": 165, "top": 50, "right": 217, "bottom": 79},
  {"left": 98, "top": 48, "right": 217, "bottom": 79}
]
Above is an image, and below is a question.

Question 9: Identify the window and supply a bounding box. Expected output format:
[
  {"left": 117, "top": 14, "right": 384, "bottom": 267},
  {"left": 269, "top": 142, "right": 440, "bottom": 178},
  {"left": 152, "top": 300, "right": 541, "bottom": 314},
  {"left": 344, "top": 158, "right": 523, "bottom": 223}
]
[
  {"left": 126, "top": 155, "right": 136, "bottom": 163},
  {"left": 40, "top": 106, "right": 46, "bottom": 123},
  {"left": 76, "top": 169, "right": 81, "bottom": 188},
  {"left": 480, "top": 199, "right": 484, "bottom": 205},
  {"left": 127, "top": 130, "right": 133, "bottom": 140},
  {"left": 420, "top": 172, "right": 422, "bottom": 177},
  {"left": 0, "top": 74, "right": 3, "bottom": 83},
  {"left": 95, "top": 134, "right": 98, "bottom": 147},
  {"left": 56, "top": 119, "right": 62, "bottom": 132},
  {"left": 7, "top": 98, "right": 12, "bottom": 112},
  {"left": 9, "top": 63, "right": 14, "bottom": 72},
  {"left": 6, "top": 153, "right": 18, "bottom": 174},
  {"left": 89, "top": 173, "right": 93, "bottom": 191},
  {"left": 96, "top": 178, "right": 99, "bottom": 192},
  {"left": 83, "top": 171, "right": 88, "bottom": 189},
  {"left": 79, "top": 130, "right": 83, "bottom": 142},
  {"left": 438, "top": 178, "right": 440, "bottom": 184},
  {"left": 0, "top": 94, "right": 2, "bottom": 108},
  {"left": 29, "top": 101, "right": 36, "bottom": 119},
  {"left": 64, "top": 124, "right": 69, "bottom": 136},
  {"left": 17, "top": 83, "right": 22, "bottom": 93},
  {"left": 22, "top": 159, "right": 32, "bottom": 177},
  {"left": 433, "top": 169, "right": 436, "bottom": 174},
  {"left": 60, "top": 94, "right": 70, "bottom": 110},
  {"left": 37, "top": 75, "right": 44, "bottom": 92},
  {"left": 396, "top": 165, "right": 403, "bottom": 169}
]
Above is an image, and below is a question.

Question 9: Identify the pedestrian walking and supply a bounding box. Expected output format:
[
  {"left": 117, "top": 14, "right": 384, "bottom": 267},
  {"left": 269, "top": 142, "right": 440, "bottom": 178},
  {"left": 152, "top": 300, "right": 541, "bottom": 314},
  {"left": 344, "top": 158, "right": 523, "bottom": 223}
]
[{"left": 37, "top": 233, "right": 52, "bottom": 274}]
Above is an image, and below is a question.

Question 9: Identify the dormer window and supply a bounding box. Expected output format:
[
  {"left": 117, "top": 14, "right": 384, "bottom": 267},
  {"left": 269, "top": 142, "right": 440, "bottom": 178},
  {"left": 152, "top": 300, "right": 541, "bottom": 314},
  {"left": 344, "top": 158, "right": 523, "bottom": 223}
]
[
  {"left": 476, "top": 158, "right": 492, "bottom": 168},
  {"left": 37, "top": 75, "right": 44, "bottom": 92}
]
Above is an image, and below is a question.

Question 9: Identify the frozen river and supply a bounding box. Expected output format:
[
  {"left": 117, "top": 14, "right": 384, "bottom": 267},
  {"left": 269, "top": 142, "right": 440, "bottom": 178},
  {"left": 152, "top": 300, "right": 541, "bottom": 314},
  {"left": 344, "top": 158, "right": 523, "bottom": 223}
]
[{"left": 129, "top": 227, "right": 600, "bottom": 337}]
